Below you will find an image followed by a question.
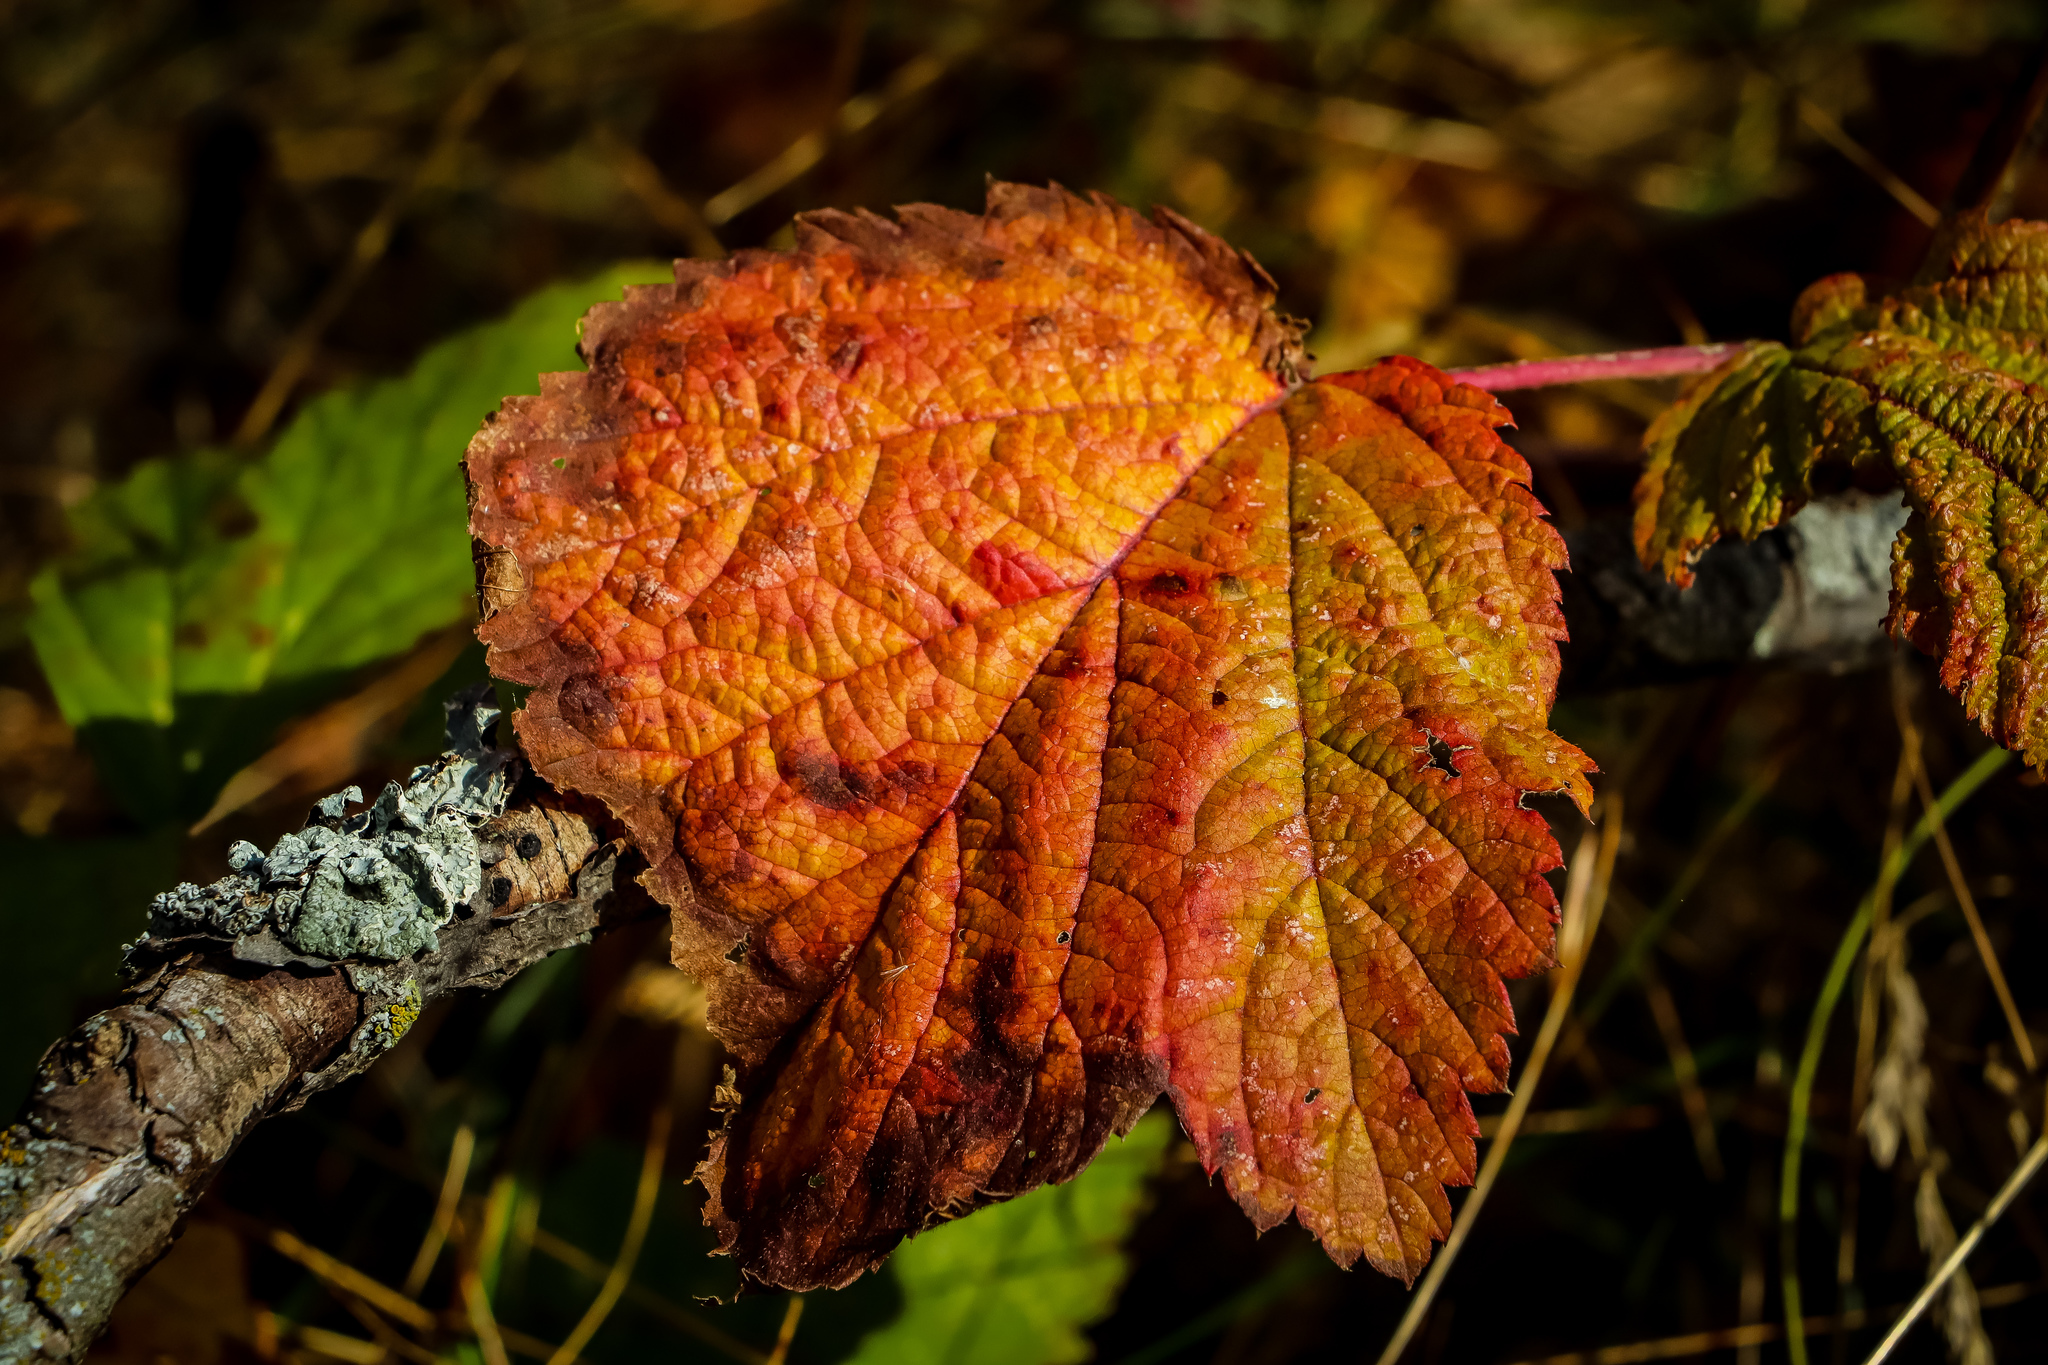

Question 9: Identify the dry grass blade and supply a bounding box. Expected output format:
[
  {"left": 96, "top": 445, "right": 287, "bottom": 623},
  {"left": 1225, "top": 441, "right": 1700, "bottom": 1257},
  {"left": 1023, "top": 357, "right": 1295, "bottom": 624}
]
[
  {"left": 1637, "top": 958, "right": 1724, "bottom": 1180},
  {"left": 1579, "top": 750, "right": 1789, "bottom": 1031},
  {"left": 403, "top": 1121, "right": 475, "bottom": 1296},
  {"left": 1906, "top": 747, "right": 2036, "bottom": 1070},
  {"left": 764, "top": 1296, "right": 804, "bottom": 1365},
  {"left": 1839, "top": 714, "right": 1920, "bottom": 1292},
  {"left": 701, "top": 48, "right": 953, "bottom": 226},
  {"left": 524, "top": 1227, "right": 768, "bottom": 1365},
  {"left": 232, "top": 44, "right": 524, "bottom": 447},
  {"left": 1794, "top": 97, "right": 1940, "bottom": 226},
  {"left": 1372, "top": 796, "right": 1624, "bottom": 1365},
  {"left": 293, "top": 1324, "right": 390, "bottom": 1364},
  {"left": 191, "top": 629, "right": 470, "bottom": 833},
  {"left": 331, "top": 1289, "right": 438, "bottom": 1364},
  {"left": 1864, "top": 1135, "right": 2048, "bottom": 1364},
  {"left": 1503, "top": 1281, "right": 2040, "bottom": 1365},
  {"left": 497, "top": 1324, "right": 586, "bottom": 1364},
  {"left": 463, "top": 1266, "right": 513, "bottom": 1365},
  {"left": 596, "top": 127, "right": 724, "bottom": 259},
  {"left": 542, "top": 1030, "right": 687, "bottom": 1365},
  {"left": 1779, "top": 746, "right": 2012, "bottom": 1365},
  {"left": 230, "top": 1216, "right": 438, "bottom": 1334}
]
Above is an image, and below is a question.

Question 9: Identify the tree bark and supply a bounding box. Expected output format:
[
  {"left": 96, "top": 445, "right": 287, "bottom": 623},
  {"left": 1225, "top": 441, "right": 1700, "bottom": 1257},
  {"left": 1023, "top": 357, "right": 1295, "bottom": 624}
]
[{"left": 0, "top": 773, "right": 642, "bottom": 1363}]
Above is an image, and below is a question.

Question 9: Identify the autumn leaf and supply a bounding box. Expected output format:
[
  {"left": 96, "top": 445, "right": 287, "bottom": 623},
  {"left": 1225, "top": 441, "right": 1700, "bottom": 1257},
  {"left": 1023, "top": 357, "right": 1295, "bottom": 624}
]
[
  {"left": 1636, "top": 210, "right": 2048, "bottom": 764},
  {"left": 467, "top": 182, "right": 1595, "bottom": 1291}
]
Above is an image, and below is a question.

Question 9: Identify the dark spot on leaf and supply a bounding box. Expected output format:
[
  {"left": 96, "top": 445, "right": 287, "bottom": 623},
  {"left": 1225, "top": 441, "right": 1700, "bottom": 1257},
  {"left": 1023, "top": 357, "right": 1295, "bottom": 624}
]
[
  {"left": 559, "top": 673, "right": 620, "bottom": 741},
  {"left": 515, "top": 831, "right": 543, "bottom": 860},
  {"left": 489, "top": 877, "right": 513, "bottom": 908},
  {"left": 784, "top": 751, "right": 862, "bottom": 810},
  {"left": 1148, "top": 571, "right": 1190, "bottom": 595},
  {"left": 175, "top": 622, "right": 209, "bottom": 649}
]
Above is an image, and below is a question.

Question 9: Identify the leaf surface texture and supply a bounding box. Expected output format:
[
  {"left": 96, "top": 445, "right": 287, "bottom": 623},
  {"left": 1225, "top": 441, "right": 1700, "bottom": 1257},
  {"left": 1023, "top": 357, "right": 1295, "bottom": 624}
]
[
  {"left": 468, "top": 183, "right": 1593, "bottom": 1290},
  {"left": 1637, "top": 212, "right": 2048, "bottom": 763}
]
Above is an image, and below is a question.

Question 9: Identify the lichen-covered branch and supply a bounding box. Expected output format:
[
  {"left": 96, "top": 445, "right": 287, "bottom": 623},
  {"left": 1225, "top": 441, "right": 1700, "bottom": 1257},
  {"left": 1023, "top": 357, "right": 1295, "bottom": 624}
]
[{"left": 0, "top": 689, "right": 650, "bottom": 1363}]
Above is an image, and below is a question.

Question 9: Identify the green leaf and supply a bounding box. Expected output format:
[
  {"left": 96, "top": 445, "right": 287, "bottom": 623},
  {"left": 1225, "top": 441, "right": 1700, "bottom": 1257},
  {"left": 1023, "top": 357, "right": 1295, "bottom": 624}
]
[
  {"left": 1635, "top": 211, "right": 2048, "bottom": 765},
  {"left": 841, "top": 1110, "right": 1172, "bottom": 1365},
  {"left": 26, "top": 262, "right": 671, "bottom": 821}
]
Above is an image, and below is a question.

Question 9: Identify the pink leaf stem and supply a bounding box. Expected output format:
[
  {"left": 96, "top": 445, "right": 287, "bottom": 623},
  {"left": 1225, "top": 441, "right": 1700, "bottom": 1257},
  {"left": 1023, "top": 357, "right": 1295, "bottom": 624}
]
[{"left": 1442, "top": 343, "right": 1747, "bottom": 391}]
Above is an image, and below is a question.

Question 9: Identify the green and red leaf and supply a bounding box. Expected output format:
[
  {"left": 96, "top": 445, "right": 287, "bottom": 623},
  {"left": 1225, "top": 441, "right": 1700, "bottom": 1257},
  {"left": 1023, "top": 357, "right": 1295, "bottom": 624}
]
[{"left": 1637, "top": 211, "right": 2048, "bottom": 764}]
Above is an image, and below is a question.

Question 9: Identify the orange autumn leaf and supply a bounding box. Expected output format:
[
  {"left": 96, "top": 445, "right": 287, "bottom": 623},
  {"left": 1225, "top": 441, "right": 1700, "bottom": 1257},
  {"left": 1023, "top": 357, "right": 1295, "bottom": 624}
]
[{"left": 466, "top": 183, "right": 1594, "bottom": 1291}]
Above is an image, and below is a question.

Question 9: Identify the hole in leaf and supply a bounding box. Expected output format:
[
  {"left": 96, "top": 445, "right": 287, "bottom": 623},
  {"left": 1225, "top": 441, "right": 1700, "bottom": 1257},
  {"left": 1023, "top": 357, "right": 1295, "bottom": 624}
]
[
  {"left": 1212, "top": 690, "right": 1228, "bottom": 706},
  {"left": 551, "top": 457, "right": 566, "bottom": 469},
  {"left": 1304, "top": 1087, "right": 1321, "bottom": 1104},
  {"left": 489, "top": 877, "right": 513, "bottom": 908},
  {"left": 1056, "top": 929, "right": 1071, "bottom": 944},
  {"left": 725, "top": 936, "right": 749, "bottom": 965},
  {"left": 1423, "top": 732, "right": 1462, "bottom": 778}
]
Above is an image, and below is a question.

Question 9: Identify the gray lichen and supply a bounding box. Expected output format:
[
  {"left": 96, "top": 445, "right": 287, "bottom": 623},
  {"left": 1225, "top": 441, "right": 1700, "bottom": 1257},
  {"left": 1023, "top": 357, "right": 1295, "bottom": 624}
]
[{"left": 144, "top": 685, "right": 517, "bottom": 964}]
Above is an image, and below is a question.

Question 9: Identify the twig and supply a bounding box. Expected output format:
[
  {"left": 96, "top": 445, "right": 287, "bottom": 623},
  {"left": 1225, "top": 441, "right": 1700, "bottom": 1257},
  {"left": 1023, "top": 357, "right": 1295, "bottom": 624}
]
[
  {"left": 1794, "top": 98, "right": 1940, "bottom": 227},
  {"left": 1441, "top": 344, "right": 1745, "bottom": 392},
  {"left": 1779, "top": 746, "right": 2013, "bottom": 1365},
  {"left": 543, "top": 1031, "right": 687, "bottom": 1365},
  {"left": 403, "top": 1122, "right": 475, "bottom": 1296},
  {"left": 1372, "top": 796, "right": 1624, "bottom": 1365},
  {"left": 1905, "top": 745, "right": 2036, "bottom": 1070},
  {"left": 1863, "top": 1136, "right": 2048, "bottom": 1364},
  {"left": 233, "top": 45, "right": 524, "bottom": 447}
]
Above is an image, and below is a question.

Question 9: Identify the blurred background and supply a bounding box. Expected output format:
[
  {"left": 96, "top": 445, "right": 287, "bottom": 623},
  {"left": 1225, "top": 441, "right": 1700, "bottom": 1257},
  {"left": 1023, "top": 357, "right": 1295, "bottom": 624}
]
[{"left": 7, "top": 0, "right": 2048, "bottom": 1361}]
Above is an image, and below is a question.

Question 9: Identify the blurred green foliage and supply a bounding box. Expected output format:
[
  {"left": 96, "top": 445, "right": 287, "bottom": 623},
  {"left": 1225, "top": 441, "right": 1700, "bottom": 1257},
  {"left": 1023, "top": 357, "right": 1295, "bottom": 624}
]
[
  {"left": 25, "top": 263, "right": 669, "bottom": 823},
  {"left": 843, "top": 1112, "right": 1174, "bottom": 1365}
]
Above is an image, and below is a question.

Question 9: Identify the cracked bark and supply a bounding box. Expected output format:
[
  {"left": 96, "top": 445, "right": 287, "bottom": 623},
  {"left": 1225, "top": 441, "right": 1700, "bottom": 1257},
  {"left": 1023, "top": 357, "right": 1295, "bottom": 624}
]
[{"left": 0, "top": 788, "right": 647, "bottom": 1363}]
